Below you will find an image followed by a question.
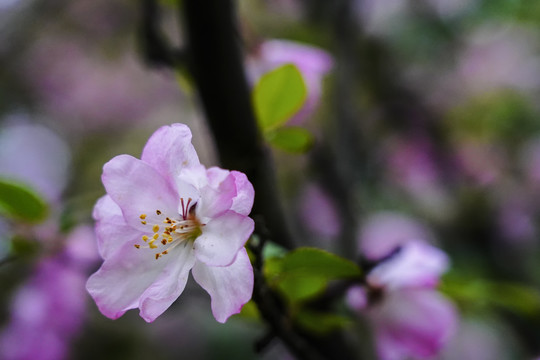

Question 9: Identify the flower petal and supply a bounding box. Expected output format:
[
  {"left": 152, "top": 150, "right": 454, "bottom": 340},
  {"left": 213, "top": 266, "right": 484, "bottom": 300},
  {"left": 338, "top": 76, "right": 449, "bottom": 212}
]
[
  {"left": 138, "top": 242, "right": 196, "bottom": 322},
  {"left": 102, "top": 154, "right": 179, "bottom": 231},
  {"left": 367, "top": 241, "right": 449, "bottom": 290},
  {"left": 86, "top": 239, "right": 180, "bottom": 320},
  {"left": 93, "top": 195, "right": 144, "bottom": 259},
  {"left": 196, "top": 168, "right": 237, "bottom": 221},
  {"left": 141, "top": 123, "right": 200, "bottom": 184},
  {"left": 194, "top": 211, "right": 254, "bottom": 267},
  {"left": 204, "top": 168, "right": 254, "bottom": 216},
  {"left": 192, "top": 248, "right": 253, "bottom": 323},
  {"left": 372, "top": 289, "right": 458, "bottom": 360},
  {"left": 230, "top": 171, "right": 255, "bottom": 216}
]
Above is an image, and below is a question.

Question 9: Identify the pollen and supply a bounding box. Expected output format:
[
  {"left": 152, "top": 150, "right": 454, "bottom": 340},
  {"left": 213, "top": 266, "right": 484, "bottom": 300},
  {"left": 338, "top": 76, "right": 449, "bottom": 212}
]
[
  {"left": 156, "top": 210, "right": 162, "bottom": 215},
  {"left": 152, "top": 233, "right": 159, "bottom": 240},
  {"left": 155, "top": 253, "right": 160, "bottom": 260},
  {"left": 134, "top": 244, "right": 141, "bottom": 249},
  {"left": 142, "top": 235, "right": 149, "bottom": 242},
  {"left": 149, "top": 242, "right": 158, "bottom": 249},
  {"left": 152, "top": 224, "right": 160, "bottom": 233},
  {"left": 141, "top": 221, "right": 147, "bottom": 225},
  {"left": 139, "top": 214, "right": 147, "bottom": 219},
  {"left": 161, "top": 239, "right": 167, "bottom": 245}
]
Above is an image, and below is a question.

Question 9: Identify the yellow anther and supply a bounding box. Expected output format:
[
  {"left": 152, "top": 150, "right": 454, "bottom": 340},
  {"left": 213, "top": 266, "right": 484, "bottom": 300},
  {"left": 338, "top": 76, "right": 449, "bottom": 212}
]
[
  {"left": 162, "top": 250, "right": 168, "bottom": 255},
  {"left": 142, "top": 235, "right": 149, "bottom": 242},
  {"left": 140, "top": 214, "right": 147, "bottom": 219},
  {"left": 152, "top": 225, "right": 159, "bottom": 233},
  {"left": 168, "top": 236, "right": 173, "bottom": 243},
  {"left": 149, "top": 241, "right": 158, "bottom": 249},
  {"left": 155, "top": 253, "right": 160, "bottom": 260},
  {"left": 141, "top": 221, "right": 147, "bottom": 225},
  {"left": 152, "top": 233, "right": 159, "bottom": 240},
  {"left": 161, "top": 239, "right": 167, "bottom": 245},
  {"left": 134, "top": 244, "right": 140, "bottom": 249}
]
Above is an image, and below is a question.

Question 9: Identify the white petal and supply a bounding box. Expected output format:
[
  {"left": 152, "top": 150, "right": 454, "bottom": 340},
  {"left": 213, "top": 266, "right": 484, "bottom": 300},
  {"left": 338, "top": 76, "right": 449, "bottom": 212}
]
[
  {"left": 141, "top": 123, "right": 200, "bottom": 184},
  {"left": 92, "top": 195, "right": 144, "bottom": 259},
  {"left": 192, "top": 248, "right": 253, "bottom": 323},
  {"left": 86, "top": 240, "right": 173, "bottom": 320},
  {"left": 194, "top": 211, "right": 254, "bottom": 267},
  {"left": 101, "top": 154, "right": 179, "bottom": 231},
  {"left": 138, "top": 242, "right": 196, "bottom": 322}
]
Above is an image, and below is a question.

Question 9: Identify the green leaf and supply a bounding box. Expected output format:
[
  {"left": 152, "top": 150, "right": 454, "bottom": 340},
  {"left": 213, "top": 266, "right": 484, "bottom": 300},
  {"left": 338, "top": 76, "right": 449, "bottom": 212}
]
[
  {"left": 253, "top": 64, "right": 307, "bottom": 131},
  {"left": 281, "top": 248, "right": 362, "bottom": 279},
  {"left": 295, "top": 309, "right": 352, "bottom": 335},
  {"left": 440, "top": 275, "right": 540, "bottom": 317},
  {"left": 266, "top": 127, "right": 314, "bottom": 153},
  {"left": 266, "top": 247, "right": 362, "bottom": 302},
  {"left": 0, "top": 178, "right": 48, "bottom": 223}
]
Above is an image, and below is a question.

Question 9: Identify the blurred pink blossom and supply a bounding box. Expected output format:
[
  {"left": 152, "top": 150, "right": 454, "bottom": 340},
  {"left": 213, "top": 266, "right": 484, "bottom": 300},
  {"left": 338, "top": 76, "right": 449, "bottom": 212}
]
[
  {"left": 0, "top": 119, "right": 70, "bottom": 203},
  {"left": 349, "top": 216, "right": 457, "bottom": 360},
  {"left": 298, "top": 184, "right": 341, "bottom": 238},
  {"left": 0, "top": 226, "right": 97, "bottom": 360},
  {"left": 457, "top": 24, "right": 540, "bottom": 97},
  {"left": 23, "top": 36, "right": 180, "bottom": 133},
  {"left": 359, "top": 211, "right": 435, "bottom": 261},
  {"left": 248, "top": 39, "right": 333, "bottom": 124}
]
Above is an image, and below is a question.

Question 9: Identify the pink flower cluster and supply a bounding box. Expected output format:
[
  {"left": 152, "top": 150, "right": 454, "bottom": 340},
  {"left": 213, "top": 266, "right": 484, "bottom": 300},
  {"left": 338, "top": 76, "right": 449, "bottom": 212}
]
[{"left": 347, "top": 213, "right": 457, "bottom": 360}]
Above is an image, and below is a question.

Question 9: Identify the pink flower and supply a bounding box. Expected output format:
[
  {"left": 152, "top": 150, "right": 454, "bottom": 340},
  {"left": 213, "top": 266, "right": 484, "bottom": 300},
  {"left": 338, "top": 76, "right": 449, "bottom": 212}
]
[
  {"left": 87, "top": 124, "right": 255, "bottom": 323},
  {"left": 248, "top": 39, "right": 333, "bottom": 124},
  {"left": 347, "top": 240, "right": 457, "bottom": 360},
  {"left": 0, "top": 226, "right": 97, "bottom": 360},
  {"left": 298, "top": 184, "right": 342, "bottom": 239}
]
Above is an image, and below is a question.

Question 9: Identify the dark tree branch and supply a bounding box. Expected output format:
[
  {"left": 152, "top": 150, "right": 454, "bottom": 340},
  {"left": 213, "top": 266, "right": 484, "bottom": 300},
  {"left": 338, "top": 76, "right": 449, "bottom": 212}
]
[
  {"left": 138, "top": 0, "right": 184, "bottom": 67},
  {"left": 180, "top": 0, "right": 295, "bottom": 250}
]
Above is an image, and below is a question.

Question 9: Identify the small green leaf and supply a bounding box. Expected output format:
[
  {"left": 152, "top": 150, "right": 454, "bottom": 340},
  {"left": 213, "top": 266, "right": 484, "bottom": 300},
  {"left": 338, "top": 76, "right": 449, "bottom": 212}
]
[
  {"left": 281, "top": 248, "right": 362, "bottom": 279},
  {"left": 253, "top": 64, "right": 307, "bottom": 131},
  {"left": 266, "top": 247, "right": 362, "bottom": 302},
  {"left": 295, "top": 309, "right": 351, "bottom": 335},
  {"left": 440, "top": 275, "right": 540, "bottom": 316},
  {"left": 266, "top": 127, "right": 314, "bottom": 153},
  {"left": 0, "top": 178, "right": 48, "bottom": 222}
]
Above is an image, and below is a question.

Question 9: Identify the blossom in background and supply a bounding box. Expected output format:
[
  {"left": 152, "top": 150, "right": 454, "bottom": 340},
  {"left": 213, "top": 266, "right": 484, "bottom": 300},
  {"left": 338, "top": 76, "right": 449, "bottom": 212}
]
[
  {"left": 298, "top": 183, "right": 341, "bottom": 239},
  {"left": 22, "top": 36, "right": 180, "bottom": 133},
  {"left": 359, "top": 211, "right": 435, "bottom": 261},
  {"left": 0, "top": 118, "right": 71, "bottom": 204},
  {"left": 0, "top": 121, "right": 98, "bottom": 360},
  {"left": 87, "top": 123, "right": 255, "bottom": 323},
  {"left": 348, "top": 214, "right": 457, "bottom": 360},
  {"left": 248, "top": 39, "right": 333, "bottom": 124},
  {"left": 0, "top": 226, "right": 97, "bottom": 360}
]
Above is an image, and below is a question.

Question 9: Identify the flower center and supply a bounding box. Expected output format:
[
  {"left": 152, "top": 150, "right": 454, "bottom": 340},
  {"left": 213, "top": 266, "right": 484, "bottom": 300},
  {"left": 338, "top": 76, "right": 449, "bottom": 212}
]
[{"left": 134, "top": 197, "right": 204, "bottom": 259}]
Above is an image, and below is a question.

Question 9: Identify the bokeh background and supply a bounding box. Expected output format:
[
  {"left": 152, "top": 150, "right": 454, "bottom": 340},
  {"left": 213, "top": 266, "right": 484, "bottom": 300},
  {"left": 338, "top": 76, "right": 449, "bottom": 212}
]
[{"left": 2, "top": 0, "right": 540, "bottom": 359}]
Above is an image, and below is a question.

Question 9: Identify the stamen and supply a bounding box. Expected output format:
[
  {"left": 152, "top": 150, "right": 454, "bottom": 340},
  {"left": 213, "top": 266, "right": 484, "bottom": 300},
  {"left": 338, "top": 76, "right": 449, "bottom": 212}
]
[
  {"left": 142, "top": 235, "right": 149, "bottom": 242},
  {"left": 141, "top": 221, "right": 147, "bottom": 225},
  {"left": 139, "top": 214, "right": 147, "bottom": 219},
  {"left": 134, "top": 244, "right": 141, "bottom": 249},
  {"left": 161, "top": 239, "right": 167, "bottom": 245},
  {"left": 156, "top": 210, "right": 162, "bottom": 215},
  {"left": 152, "top": 234, "right": 159, "bottom": 240},
  {"left": 152, "top": 225, "right": 160, "bottom": 233}
]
